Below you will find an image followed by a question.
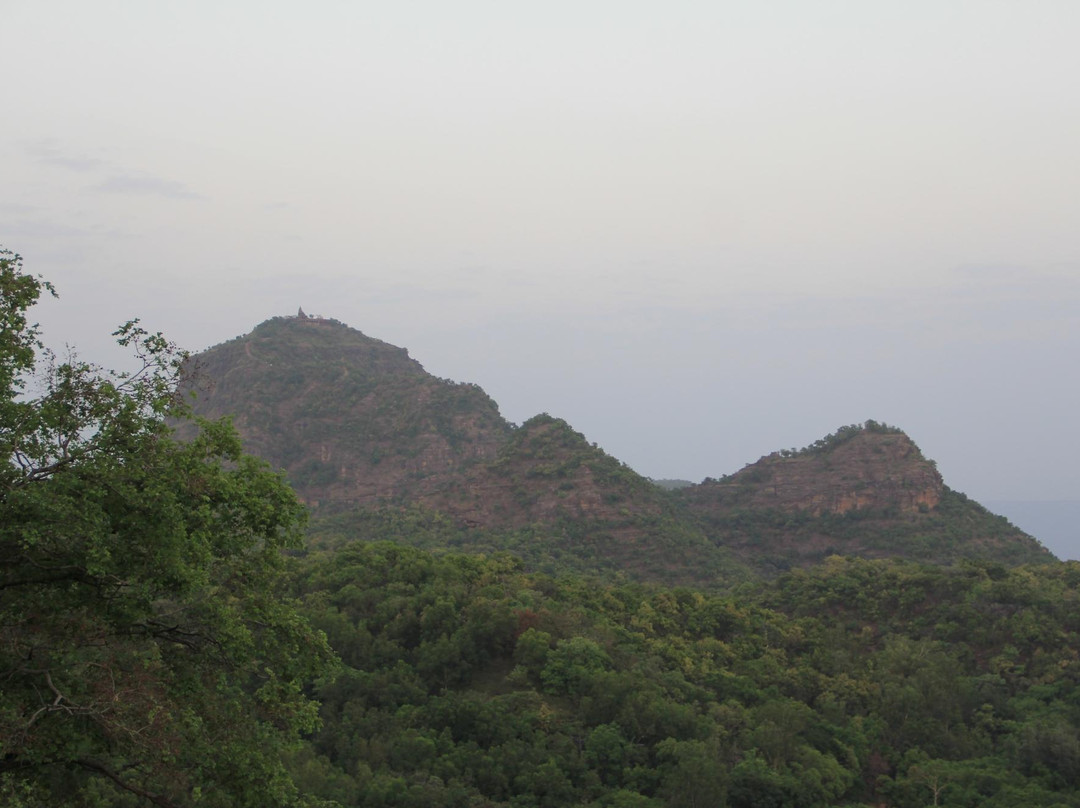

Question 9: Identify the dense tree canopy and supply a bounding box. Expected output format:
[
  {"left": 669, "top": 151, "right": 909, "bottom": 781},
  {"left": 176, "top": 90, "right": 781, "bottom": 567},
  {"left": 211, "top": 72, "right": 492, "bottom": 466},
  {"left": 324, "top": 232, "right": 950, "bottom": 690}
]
[
  {"left": 0, "top": 249, "right": 334, "bottom": 806},
  {"left": 284, "top": 544, "right": 1080, "bottom": 808}
]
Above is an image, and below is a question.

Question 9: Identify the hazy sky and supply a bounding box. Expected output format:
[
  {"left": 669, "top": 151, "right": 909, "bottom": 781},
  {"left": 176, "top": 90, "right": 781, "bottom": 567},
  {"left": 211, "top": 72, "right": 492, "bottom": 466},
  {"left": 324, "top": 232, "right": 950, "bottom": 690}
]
[{"left": 3, "top": 2, "right": 1079, "bottom": 554}]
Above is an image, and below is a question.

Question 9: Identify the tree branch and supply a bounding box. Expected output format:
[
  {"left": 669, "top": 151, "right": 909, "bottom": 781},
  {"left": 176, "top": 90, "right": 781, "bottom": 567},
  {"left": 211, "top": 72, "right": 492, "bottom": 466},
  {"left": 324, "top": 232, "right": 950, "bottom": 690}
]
[{"left": 75, "top": 759, "right": 179, "bottom": 808}]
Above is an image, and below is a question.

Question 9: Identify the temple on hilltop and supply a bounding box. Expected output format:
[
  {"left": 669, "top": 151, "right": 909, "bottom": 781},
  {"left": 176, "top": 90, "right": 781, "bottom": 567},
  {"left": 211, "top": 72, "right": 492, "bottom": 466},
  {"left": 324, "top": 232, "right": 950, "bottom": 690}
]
[{"left": 294, "top": 307, "right": 333, "bottom": 324}]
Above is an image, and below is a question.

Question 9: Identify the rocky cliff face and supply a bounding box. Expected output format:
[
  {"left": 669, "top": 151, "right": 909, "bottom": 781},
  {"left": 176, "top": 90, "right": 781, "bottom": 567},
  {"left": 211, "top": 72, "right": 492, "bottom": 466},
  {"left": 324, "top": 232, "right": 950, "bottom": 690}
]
[
  {"left": 689, "top": 427, "right": 943, "bottom": 517},
  {"left": 678, "top": 423, "right": 1051, "bottom": 570}
]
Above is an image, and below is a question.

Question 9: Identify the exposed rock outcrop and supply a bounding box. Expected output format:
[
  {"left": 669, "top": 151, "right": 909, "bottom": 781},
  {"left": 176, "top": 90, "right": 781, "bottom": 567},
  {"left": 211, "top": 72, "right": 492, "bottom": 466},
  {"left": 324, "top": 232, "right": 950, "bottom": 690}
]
[{"left": 690, "top": 426, "right": 942, "bottom": 517}]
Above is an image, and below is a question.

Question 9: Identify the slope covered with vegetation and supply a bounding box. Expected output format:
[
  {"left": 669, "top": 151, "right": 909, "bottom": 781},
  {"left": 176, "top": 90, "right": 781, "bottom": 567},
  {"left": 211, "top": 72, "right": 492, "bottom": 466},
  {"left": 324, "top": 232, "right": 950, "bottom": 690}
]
[
  {"left": 285, "top": 542, "right": 1080, "bottom": 807},
  {"left": 678, "top": 423, "right": 1052, "bottom": 572},
  {"left": 181, "top": 315, "right": 513, "bottom": 506},
  {"left": 184, "top": 320, "right": 1051, "bottom": 582}
]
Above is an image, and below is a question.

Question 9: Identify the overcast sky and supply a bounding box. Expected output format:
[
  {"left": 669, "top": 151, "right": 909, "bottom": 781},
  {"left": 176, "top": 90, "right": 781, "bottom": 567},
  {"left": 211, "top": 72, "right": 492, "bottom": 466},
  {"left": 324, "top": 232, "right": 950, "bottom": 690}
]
[{"left": 3, "top": 1, "right": 1078, "bottom": 555}]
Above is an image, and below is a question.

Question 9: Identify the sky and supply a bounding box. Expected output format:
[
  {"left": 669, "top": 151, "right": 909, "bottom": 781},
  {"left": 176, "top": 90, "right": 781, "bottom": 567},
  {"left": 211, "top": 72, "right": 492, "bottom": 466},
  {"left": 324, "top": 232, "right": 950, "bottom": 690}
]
[{"left": 3, "top": 1, "right": 1079, "bottom": 556}]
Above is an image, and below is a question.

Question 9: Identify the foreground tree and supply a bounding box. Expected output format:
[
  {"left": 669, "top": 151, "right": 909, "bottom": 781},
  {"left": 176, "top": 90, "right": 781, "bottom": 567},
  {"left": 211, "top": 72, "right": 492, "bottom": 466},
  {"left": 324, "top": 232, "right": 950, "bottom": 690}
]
[{"left": 0, "top": 249, "right": 334, "bottom": 806}]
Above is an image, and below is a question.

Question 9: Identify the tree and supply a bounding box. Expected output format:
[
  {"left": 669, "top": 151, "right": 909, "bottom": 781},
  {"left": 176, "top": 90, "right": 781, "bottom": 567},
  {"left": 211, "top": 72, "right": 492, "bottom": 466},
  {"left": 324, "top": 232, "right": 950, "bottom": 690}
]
[{"left": 0, "top": 249, "right": 335, "bottom": 807}]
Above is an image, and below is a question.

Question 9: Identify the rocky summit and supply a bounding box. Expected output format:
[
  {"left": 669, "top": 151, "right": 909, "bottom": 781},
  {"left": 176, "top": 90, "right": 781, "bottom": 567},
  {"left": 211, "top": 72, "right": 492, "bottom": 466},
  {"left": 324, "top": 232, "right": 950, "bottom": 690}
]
[
  {"left": 677, "top": 423, "right": 1050, "bottom": 571},
  {"left": 691, "top": 423, "right": 943, "bottom": 517}
]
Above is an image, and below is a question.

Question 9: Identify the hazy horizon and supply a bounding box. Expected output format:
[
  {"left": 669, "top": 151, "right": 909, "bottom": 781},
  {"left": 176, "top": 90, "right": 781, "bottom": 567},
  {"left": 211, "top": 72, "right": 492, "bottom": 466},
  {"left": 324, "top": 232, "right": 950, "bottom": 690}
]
[{"left": 3, "top": 2, "right": 1078, "bottom": 557}]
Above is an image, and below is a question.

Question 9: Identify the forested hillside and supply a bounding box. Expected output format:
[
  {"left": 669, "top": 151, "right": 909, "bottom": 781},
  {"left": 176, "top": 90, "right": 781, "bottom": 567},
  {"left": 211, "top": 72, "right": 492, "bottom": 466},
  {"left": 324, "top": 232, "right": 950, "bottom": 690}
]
[
  {"left": 285, "top": 543, "right": 1080, "bottom": 807},
  {"left": 4, "top": 252, "right": 1072, "bottom": 808},
  {"left": 183, "top": 316, "right": 1052, "bottom": 580}
]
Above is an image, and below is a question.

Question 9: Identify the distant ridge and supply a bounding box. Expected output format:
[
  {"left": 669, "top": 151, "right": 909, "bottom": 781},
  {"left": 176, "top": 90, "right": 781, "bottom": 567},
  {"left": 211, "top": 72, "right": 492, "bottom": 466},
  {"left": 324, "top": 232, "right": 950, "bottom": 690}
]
[{"left": 180, "top": 317, "right": 1055, "bottom": 583}]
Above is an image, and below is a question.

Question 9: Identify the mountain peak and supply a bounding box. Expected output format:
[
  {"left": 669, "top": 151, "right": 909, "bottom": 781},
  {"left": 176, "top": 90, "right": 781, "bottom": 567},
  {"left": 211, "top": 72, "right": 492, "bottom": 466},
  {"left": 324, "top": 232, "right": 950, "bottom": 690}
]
[
  {"left": 680, "top": 421, "right": 1051, "bottom": 569},
  {"left": 181, "top": 316, "right": 511, "bottom": 507},
  {"left": 702, "top": 421, "right": 942, "bottom": 517}
]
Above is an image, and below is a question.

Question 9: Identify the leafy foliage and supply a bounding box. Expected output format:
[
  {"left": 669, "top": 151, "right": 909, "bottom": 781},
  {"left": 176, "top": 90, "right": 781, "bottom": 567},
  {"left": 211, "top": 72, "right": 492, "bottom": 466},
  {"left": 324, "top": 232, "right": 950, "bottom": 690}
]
[
  {"left": 285, "top": 538, "right": 1080, "bottom": 807},
  {"left": 0, "top": 250, "right": 334, "bottom": 806},
  {"left": 779, "top": 420, "right": 905, "bottom": 458}
]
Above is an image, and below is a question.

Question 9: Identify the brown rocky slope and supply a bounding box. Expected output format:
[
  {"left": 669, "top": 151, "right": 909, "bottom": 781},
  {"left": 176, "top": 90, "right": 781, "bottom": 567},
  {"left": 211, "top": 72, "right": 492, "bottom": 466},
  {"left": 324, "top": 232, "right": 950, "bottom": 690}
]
[
  {"left": 677, "top": 422, "right": 1052, "bottom": 571},
  {"left": 179, "top": 316, "right": 738, "bottom": 585},
  {"left": 688, "top": 423, "right": 943, "bottom": 517},
  {"left": 179, "top": 314, "right": 512, "bottom": 507},
  {"left": 179, "top": 316, "right": 1055, "bottom": 582}
]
